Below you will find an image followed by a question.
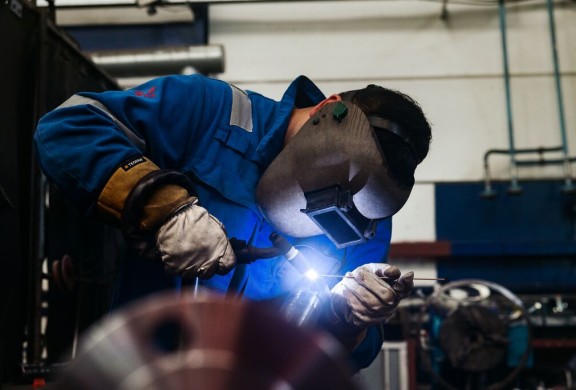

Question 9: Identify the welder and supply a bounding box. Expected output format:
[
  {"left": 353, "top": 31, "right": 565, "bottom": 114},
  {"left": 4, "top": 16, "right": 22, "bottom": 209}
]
[{"left": 34, "top": 74, "right": 432, "bottom": 370}]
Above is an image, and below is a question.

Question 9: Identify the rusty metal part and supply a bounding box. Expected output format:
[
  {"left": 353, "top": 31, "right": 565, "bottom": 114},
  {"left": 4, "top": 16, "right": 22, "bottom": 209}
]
[
  {"left": 52, "top": 291, "right": 358, "bottom": 390},
  {"left": 51, "top": 254, "right": 75, "bottom": 292}
]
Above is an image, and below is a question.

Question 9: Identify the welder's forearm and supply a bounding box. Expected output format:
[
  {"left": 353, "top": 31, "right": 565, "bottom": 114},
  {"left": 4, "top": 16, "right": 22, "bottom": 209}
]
[
  {"left": 97, "top": 158, "right": 190, "bottom": 229},
  {"left": 316, "top": 299, "right": 367, "bottom": 352},
  {"left": 347, "top": 325, "right": 384, "bottom": 371},
  {"left": 34, "top": 104, "right": 145, "bottom": 216},
  {"left": 317, "top": 316, "right": 383, "bottom": 370},
  {"left": 332, "top": 326, "right": 368, "bottom": 352}
]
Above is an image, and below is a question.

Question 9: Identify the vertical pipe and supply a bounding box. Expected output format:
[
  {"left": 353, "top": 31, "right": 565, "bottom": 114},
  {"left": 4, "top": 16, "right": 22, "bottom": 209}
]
[
  {"left": 26, "top": 10, "right": 49, "bottom": 366},
  {"left": 481, "top": 153, "right": 497, "bottom": 198},
  {"left": 498, "top": 0, "right": 521, "bottom": 193},
  {"left": 546, "top": 0, "right": 574, "bottom": 191}
]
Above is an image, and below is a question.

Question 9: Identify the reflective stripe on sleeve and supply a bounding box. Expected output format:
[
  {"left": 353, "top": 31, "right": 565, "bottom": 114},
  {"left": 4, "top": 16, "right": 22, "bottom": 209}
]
[
  {"left": 229, "top": 84, "right": 253, "bottom": 132},
  {"left": 58, "top": 94, "right": 147, "bottom": 153}
]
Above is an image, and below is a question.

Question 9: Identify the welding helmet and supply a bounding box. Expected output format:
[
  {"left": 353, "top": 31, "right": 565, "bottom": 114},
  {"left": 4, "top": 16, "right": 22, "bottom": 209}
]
[{"left": 256, "top": 100, "right": 413, "bottom": 248}]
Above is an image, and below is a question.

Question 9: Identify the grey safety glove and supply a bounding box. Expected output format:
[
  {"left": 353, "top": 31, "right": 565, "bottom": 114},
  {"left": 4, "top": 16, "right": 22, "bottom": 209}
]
[
  {"left": 329, "top": 263, "right": 414, "bottom": 328},
  {"left": 156, "top": 198, "right": 236, "bottom": 279}
]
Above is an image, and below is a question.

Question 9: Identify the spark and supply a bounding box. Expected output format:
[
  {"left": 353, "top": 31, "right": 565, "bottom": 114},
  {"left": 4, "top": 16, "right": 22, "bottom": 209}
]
[{"left": 304, "top": 268, "right": 319, "bottom": 281}]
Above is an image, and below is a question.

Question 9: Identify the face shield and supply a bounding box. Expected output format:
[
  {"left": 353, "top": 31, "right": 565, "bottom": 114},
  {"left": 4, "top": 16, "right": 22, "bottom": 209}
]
[{"left": 256, "top": 101, "right": 413, "bottom": 248}]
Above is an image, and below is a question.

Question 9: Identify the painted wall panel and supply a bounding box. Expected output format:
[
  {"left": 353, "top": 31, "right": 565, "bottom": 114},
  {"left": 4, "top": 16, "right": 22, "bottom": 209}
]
[
  {"left": 436, "top": 180, "right": 576, "bottom": 242},
  {"left": 210, "top": 1, "right": 576, "bottom": 81},
  {"left": 211, "top": 2, "right": 504, "bottom": 82},
  {"left": 390, "top": 183, "right": 436, "bottom": 242}
]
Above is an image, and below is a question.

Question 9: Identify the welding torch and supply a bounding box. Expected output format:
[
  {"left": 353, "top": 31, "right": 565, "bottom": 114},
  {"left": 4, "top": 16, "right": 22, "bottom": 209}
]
[
  {"left": 229, "top": 232, "right": 328, "bottom": 326},
  {"left": 230, "top": 232, "right": 445, "bottom": 282},
  {"left": 229, "top": 233, "right": 445, "bottom": 328},
  {"left": 229, "top": 233, "right": 284, "bottom": 265}
]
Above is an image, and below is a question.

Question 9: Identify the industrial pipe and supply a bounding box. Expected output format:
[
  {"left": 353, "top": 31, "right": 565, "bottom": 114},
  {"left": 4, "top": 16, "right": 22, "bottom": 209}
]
[
  {"left": 497, "top": 0, "right": 522, "bottom": 195},
  {"left": 482, "top": 1, "right": 575, "bottom": 198},
  {"left": 481, "top": 146, "right": 563, "bottom": 198},
  {"left": 89, "top": 44, "right": 225, "bottom": 78},
  {"left": 545, "top": 0, "right": 575, "bottom": 192}
]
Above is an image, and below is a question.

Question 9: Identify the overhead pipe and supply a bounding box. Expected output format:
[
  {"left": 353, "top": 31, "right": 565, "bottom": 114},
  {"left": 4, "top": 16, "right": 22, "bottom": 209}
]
[
  {"left": 482, "top": 146, "right": 563, "bottom": 198},
  {"left": 481, "top": 0, "right": 574, "bottom": 198},
  {"left": 88, "top": 44, "right": 225, "bottom": 78}
]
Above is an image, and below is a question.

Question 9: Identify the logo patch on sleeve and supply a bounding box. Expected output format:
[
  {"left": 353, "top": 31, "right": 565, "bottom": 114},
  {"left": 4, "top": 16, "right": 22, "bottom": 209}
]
[
  {"left": 134, "top": 86, "right": 156, "bottom": 98},
  {"left": 122, "top": 156, "right": 147, "bottom": 171}
]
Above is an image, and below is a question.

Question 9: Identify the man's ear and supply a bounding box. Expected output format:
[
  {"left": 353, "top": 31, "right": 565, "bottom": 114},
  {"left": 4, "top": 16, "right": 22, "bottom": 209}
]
[{"left": 309, "top": 94, "right": 342, "bottom": 116}]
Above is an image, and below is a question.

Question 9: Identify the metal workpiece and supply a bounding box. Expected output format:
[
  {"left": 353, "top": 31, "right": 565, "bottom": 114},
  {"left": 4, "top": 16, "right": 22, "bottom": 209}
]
[
  {"left": 52, "top": 291, "right": 357, "bottom": 390},
  {"left": 279, "top": 282, "right": 330, "bottom": 328},
  {"left": 88, "top": 45, "right": 225, "bottom": 77},
  {"left": 265, "top": 232, "right": 330, "bottom": 327},
  {"left": 230, "top": 232, "right": 332, "bottom": 328}
]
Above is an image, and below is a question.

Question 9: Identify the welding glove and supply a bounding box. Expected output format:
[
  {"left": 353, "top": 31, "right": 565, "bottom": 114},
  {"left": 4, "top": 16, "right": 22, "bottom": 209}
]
[
  {"left": 321, "top": 263, "right": 413, "bottom": 350},
  {"left": 97, "top": 157, "right": 236, "bottom": 279},
  {"left": 155, "top": 198, "right": 236, "bottom": 279}
]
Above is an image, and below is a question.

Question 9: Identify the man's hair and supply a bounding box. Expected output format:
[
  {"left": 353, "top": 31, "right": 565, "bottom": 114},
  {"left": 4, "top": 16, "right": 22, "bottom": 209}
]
[{"left": 341, "top": 85, "right": 432, "bottom": 187}]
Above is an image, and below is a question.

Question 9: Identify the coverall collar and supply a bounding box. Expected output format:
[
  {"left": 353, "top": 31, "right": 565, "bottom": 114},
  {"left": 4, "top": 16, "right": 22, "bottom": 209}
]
[{"left": 255, "top": 76, "right": 326, "bottom": 167}]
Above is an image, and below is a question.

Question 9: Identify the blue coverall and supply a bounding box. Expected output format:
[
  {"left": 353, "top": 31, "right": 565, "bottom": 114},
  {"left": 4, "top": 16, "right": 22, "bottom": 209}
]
[{"left": 34, "top": 74, "right": 393, "bottom": 369}]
